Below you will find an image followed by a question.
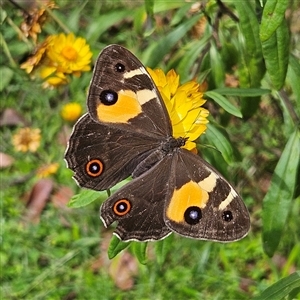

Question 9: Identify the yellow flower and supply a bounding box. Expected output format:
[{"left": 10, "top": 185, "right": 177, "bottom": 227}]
[
  {"left": 61, "top": 102, "right": 82, "bottom": 122},
  {"left": 47, "top": 33, "right": 92, "bottom": 74},
  {"left": 12, "top": 127, "right": 41, "bottom": 152},
  {"left": 20, "top": 33, "right": 92, "bottom": 88},
  {"left": 148, "top": 68, "right": 209, "bottom": 151},
  {"left": 36, "top": 163, "right": 59, "bottom": 178}
]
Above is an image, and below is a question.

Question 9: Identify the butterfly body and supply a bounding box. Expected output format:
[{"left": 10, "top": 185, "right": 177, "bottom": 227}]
[{"left": 65, "top": 44, "right": 250, "bottom": 242}]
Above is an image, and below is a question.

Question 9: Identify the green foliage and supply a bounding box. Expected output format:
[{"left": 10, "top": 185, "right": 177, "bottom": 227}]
[
  {"left": 253, "top": 271, "right": 300, "bottom": 300},
  {"left": 1, "top": 0, "right": 299, "bottom": 299},
  {"left": 262, "top": 130, "right": 300, "bottom": 257}
]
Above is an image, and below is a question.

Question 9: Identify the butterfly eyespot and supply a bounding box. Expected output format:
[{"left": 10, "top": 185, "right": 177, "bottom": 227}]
[
  {"left": 222, "top": 210, "right": 233, "bottom": 222},
  {"left": 86, "top": 159, "right": 104, "bottom": 177},
  {"left": 115, "top": 62, "right": 125, "bottom": 73},
  {"left": 99, "top": 90, "right": 118, "bottom": 105},
  {"left": 113, "top": 199, "right": 131, "bottom": 216},
  {"left": 184, "top": 206, "right": 202, "bottom": 225}
]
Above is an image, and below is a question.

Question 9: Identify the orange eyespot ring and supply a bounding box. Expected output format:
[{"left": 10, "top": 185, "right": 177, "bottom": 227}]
[
  {"left": 113, "top": 199, "right": 131, "bottom": 216},
  {"left": 86, "top": 159, "right": 104, "bottom": 177}
]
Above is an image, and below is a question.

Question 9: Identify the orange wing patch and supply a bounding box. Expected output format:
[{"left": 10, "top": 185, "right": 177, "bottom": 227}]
[
  {"left": 166, "top": 181, "right": 209, "bottom": 223},
  {"left": 97, "top": 90, "right": 142, "bottom": 123}
]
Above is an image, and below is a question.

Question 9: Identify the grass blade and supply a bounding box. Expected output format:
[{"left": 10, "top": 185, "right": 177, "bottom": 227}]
[{"left": 253, "top": 271, "right": 300, "bottom": 300}]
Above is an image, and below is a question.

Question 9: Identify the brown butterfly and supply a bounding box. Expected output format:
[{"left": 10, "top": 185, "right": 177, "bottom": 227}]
[{"left": 65, "top": 44, "right": 250, "bottom": 242}]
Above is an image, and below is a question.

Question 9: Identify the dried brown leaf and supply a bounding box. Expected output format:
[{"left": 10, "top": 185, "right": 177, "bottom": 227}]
[
  {"left": 0, "top": 108, "right": 28, "bottom": 127},
  {"left": 109, "top": 252, "right": 139, "bottom": 290},
  {"left": 0, "top": 152, "right": 14, "bottom": 168},
  {"left": 51, "top": 186, "right": 73, "bottom": 209},
  {"left": 24, "top": 179, "right": 53, "bottom": 223}
]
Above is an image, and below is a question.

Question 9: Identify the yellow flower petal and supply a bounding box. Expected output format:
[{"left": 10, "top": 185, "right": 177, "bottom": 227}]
[
  {"left": 39, "top": 65, "right": 68, "bottom": 86},
  {"left": 148, "top": 68, "right": 209, "bottom": 151}
]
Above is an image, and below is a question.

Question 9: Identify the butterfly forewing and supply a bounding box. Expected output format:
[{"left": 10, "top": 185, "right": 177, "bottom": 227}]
[{"left": 88, "top": 44, "right": 172, "bottom": 137}]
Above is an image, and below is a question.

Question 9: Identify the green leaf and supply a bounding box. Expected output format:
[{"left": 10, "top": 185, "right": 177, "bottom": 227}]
[
  {"left": 68, "top": 189, "right": 103, "bottom": 208},
  {"left": 0, "top": 66, "right": 14, "bottom": 91},
  {"left": 209, "top": 42, "right": 225, "bottom": 88},
  {"left": 170, "top": 2, "right": 193, "bottom": 26},
  {"left": 287, "top": 55, "right": 300, "bottom": 108},
  {"left": 212, "top": 88, "right": 270, "bottom": 97},
  {"left": 108, "top": 236, "right": 131, "bottom": 259},
  {"left": 68, "top": 178, "right": 131, "bottom": 208},
  {"left": 253, "top": 271, "right": 300, "bottom": 300},
  {"left": 155, "top": 235, "right": 173, "bottom": 265},
  {"left": 233, "top": 0, "right": 264, "bottom": 79},
  {"left": 262, "top": 129, "right": 300, "bottom": 257},
  {"left": 205, "top": 91, "right": 242, "bottom": 118},
  {"left": 131, "top": 242, "right": 148, "bottom": 264},
  {"left": 153, "top": 1, "right": 186, "bottom": 13},
  {"left": 277, "top": 90, "right": 296, "bottom": 136},
  {"left": 233, "top": 0, "right": 265, "bottom": 117},
  {"left": 261, "top": 18, "right": 290, "bottom": 90},
  {"left": 143, "top": 0, "right": 155, "bottom": 36},
  {"left": 144, "top": 14, "right": 201, "bottom": 67},
  {"left": 205, "top": 123, "right": 234, "bottom": 165},
  {"left": 144, "top": 0, "right": 154, "bottom": 15},
  {"left": 86, "top": 10, "right": 130, "bottom": 44},
  {"left": 259, "top": 0, "right": 289, "bottom": 42},
  {"left": 176, "top": 38, "right": 210, "bottom": 81}
]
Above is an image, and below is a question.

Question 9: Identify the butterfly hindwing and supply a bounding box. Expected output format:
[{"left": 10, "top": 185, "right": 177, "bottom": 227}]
[
  {"left": 100, "top": 155, "right": 173, "bottom": 241},
  {"left": 100, "top": 148, "right": 250, "bottom": 242},
  {"left": 164, "top": 149, "right": 250, "bottom": 241}
]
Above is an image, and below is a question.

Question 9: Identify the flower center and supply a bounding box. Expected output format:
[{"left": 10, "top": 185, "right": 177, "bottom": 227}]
[{"left": 61, "top": 46, "right": 78, "bottom": 61}]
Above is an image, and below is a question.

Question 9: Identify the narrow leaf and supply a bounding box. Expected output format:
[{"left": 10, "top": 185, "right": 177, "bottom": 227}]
[
  {"left": 86, "top": 10, "right": 130, "bottom": 43},
  {"left": 176, "top": 38, "right": 209, "bottom": 81},
  {"left": 144, "top": 14, "right": 201, "bottom": 67},
  {"left": 260, "top": 0, "right": 289, "bottom": 42},
  {"left": 205, "top": 123, "right": 234, "bottom": 165},
  {"left": 131, "top": 242, "right": 148, "bottom": 264},
  {"left": 253, "top": 271, "right": 300, "bottom": 300},
  {"left": 212, "top": 88, "right": 270, "bottom": 97},
  {"left": 261, "top": 18, "right": 289, "bottom": 90},
  {"left": 68, "top": 189, "right": 102, "bottom": 208},
  {"left": 287, "top": 55, "right": 300, "bottom": 107},
  {"left": 108, "top": 236, "right": 131, "bottom": 259},
  {"left": 0, "top": 66, "right": 14, "bottom": 91},
  {"left": 155, "top": 235, "right": 173, "bottom": 265},
  {"left": 262, "top": 129, "right": 300, "bottom": 256},
  {"left": 170, "top": 3, "right": 193, "bottom": 26},
  {"left": 209, "top": 42, "right": 225, "bottom": 88},
  {"left": 68, "top": 178, "right": 130, "bottom": 208},
  {"left": 205, "top": 91, "right": 242, "bottom": 118},
  {"left": 233, "top": 0, "right": 265, "bottom": 117},
  {"left": 144, "top": 0, "right": 154, "bottom": 16}
]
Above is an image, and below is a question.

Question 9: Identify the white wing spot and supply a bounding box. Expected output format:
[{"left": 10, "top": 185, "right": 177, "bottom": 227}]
[
  {"left": 218, "top": 188, "right": 237, "bottom": 210},
  {"left": 123, "top": 67, "right": 150, "bottom": 79},
  {"left": 136, "top": 89, "right": 157, "bottom": 105},
  {"left": 198, "top": 172, "right": 218, "bottom": 193}
]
